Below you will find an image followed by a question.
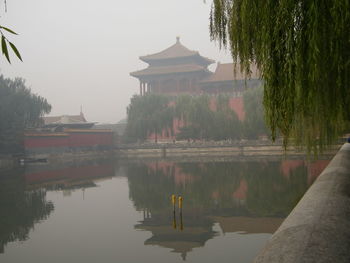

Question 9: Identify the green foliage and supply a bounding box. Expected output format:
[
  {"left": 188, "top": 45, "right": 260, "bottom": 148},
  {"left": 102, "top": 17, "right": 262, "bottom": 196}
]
[
  {"left": 210, "top": 0, "right": 350, "bottom": 153},
  {"left": 0, "top": 25, "right": 22, "bottom": 63},
  {"left": 243, "top": 86, "right": 269, "bottom": 139},
  {"left": 0, "top": 75, "right": 51, "bottom": 153},
  {"left": 125, "top": 94, "right": 174, "bottom": 143},
  {"left": 175, "top": 94, "right": 241, "bottom": 140},
  {"left": 125, "top": 92, "right": 269, "bottom": 142}
]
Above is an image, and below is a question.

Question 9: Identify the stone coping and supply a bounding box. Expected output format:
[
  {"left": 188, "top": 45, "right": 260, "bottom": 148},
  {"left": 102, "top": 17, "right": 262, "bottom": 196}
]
[{"left": 253, "top": 143, "right": 350, "bottom": 263}]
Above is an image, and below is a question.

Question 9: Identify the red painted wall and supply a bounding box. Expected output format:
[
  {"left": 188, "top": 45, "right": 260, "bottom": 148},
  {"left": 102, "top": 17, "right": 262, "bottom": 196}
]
[
  {"left": 68, "top": 132, "right": 113, "bottom": 147},
  {"left": 229, "top": 97, "right": 245, "bottom": 121},
  {"left": 24, "top": 135, "right": 69, "bottom": 148},
  {"left": 24, "top": 130, "right": 113, "bottom": 149}
]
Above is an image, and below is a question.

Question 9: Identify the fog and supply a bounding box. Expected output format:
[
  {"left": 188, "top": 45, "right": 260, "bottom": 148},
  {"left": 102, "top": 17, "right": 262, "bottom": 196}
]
[{"left": 0, "top": 0, "right": 231, "bottom": 123}]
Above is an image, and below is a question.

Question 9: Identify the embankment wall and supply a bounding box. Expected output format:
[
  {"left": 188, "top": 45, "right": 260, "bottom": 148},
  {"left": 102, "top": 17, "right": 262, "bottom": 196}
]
[{"left": 253, "top": 143, "right": 350, "bottom": 263}]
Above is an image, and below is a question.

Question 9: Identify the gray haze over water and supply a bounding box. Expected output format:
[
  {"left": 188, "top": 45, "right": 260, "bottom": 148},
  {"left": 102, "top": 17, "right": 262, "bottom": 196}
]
[{"left": 0, "top": 0, "right": 231, "bottom": 123}]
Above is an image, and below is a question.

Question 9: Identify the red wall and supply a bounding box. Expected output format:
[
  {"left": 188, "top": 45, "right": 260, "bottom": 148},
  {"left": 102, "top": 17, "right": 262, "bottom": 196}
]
[
  {"left": 228, "top": 97, "right": 245, "bottom": 121},
  {"left": 68, "top": 132, "right": 113, "bottom": 147},
  {"left": 24, "top": 135, "right": 69, "bottom": 148},
  {"left": 24, "top": 131, "right": 113, "bottom": 149}
]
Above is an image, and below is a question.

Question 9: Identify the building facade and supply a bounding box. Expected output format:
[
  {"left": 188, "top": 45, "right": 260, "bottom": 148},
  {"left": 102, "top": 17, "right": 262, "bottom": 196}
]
[
  {"left": 130, "top": 39, "right": 262, "bottom": 141},
  {"left": 130, "top": 37, "right": 214, "bottom": 95}
]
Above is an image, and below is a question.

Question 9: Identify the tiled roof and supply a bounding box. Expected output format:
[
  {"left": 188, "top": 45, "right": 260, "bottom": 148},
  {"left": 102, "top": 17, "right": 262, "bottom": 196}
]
[
  {"left": 201, "top": 63, "right": 260, "bottom": 83},
  {"left": 139, "top": 37, "right": 214, "bottom": 64},
  {"left": 43, "top": 114, "right": 87, "bottom": 125},
  {"left": 130, "top": 64, "right": 209, "bottom": 77}
]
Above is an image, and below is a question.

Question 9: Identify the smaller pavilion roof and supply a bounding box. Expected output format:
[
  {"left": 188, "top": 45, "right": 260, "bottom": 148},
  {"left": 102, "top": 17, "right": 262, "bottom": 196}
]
[
  {"left": 43, "top": 114, "right": 87, "bottom": 125},
  {"left": 139, "top": 37, "right": 214, "bottom": 65},
  {"left": 201, "top": 63, "right": 260, "bottom": 84}
]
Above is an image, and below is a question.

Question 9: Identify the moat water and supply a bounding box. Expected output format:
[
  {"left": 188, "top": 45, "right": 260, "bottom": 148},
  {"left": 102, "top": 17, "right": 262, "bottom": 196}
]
[{"left": 0, "top": 157, "right": 329, "bottom": 263}]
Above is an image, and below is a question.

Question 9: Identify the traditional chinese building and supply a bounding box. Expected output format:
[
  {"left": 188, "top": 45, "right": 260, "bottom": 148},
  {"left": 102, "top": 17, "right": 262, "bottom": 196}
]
[
  {"left": 24, "top": 111, "right": 113, "bottom": 156},
  {"left": 200, "top": 62, "right": 261, "bottom": 121},
  {"left": 200, "top": 62, "right": 260, "bottom": 96},
  {"left": 42, "top": 112, "right": 95, "bottom": 131},
  {"left": 129, "top": 39, "right": 262, "bottom": 141},
  {"left": 130, "top": 37, "right": 214, "bottom": 95}
]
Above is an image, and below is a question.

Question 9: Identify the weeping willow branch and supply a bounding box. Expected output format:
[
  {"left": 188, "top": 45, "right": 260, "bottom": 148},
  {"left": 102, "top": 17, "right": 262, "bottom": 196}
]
[
  {"left": 210, "top": 0, "right": 350, "bottom": 154},
  {"left": 0, "top": 0, "right": 22, "bottom": 63}
]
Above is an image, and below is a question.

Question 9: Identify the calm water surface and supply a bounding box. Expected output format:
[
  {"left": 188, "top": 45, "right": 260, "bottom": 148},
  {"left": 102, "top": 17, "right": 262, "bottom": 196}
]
[{"left": 0, "top": 158, "right": 329, "bottom": 263}]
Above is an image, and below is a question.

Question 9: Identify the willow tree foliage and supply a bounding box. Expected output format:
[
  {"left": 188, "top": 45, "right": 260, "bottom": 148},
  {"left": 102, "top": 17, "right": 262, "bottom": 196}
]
[
  {"left": 0, "top": 1, "right": 22, "bottom": 63},
  {"left": 210, "top": 0, "right": 350, "bottom": 152},
  {"left": 243, "top": 86, "right": 269, "bottom": 139},
  {"left": 125, "top": 94, "right": 174, "bottom": 143},
  {"left": 175, "top": 94, "right": 241, "bottom": 140},
  {"left": 0, "top": 75, "right": 51, "bottom": 153}
]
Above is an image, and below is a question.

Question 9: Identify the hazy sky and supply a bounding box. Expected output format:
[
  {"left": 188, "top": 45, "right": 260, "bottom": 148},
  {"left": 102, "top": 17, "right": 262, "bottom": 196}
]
[{"left": 0, "top": 0, "right": 231, "bottom": 123}]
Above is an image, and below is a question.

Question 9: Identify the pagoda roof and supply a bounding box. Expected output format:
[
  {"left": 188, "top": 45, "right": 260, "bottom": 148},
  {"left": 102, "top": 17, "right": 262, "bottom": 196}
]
[
  {"left": 139, "top": 37, "right": 214, "bottom": 65},
  {"left": 130, "top": 64, "right": 210, "bottom": 78},
  {"left": 201, "top": 63, "right": 260, "bottom": 84}
]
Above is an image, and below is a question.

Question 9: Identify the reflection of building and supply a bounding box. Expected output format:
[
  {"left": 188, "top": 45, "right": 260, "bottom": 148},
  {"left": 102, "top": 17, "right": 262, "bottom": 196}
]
[
  {"left": 24, "top": 160, "right": 115, "bottom": 191},
  {"left": 280, "top": 160, "right": 330, "bottom": 184},
  {"left": 126, "top": 159, "right": 330, "bottom": 260},
  {"left": 147, "top": 161, "right": 197, "bottom": 186},
  {"left": 135, "top": 210, "right": 216, "bottom": 261},
  {"left": 131, "top": 37, "right": 214, "bottom": 96},
  {"left": 212, "top": 216, "right": 283, "bottom": 234}
]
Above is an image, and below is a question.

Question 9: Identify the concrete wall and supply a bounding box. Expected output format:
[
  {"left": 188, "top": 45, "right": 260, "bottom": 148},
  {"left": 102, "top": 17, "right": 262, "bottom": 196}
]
[{"left": 254, "top": 143, "right": 350, "bottom": 263}]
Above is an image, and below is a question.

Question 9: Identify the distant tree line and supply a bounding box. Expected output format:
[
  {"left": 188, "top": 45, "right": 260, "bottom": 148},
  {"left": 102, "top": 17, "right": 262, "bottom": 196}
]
[
  {"left": 124, "top": 87, "right": 268, "bottom": 143},
  {"left": 0, "top": 75, "right": 51, "bottom": 154}
]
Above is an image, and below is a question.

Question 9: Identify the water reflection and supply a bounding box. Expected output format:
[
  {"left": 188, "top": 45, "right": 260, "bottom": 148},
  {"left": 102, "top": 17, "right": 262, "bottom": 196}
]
[
  {"left": 0, "top": 157, "right": 329, "bottom": 262},
  {"left": 0, "top": 169, "right": 54, "bottom": 254},
  {"left": 0, "top": 158, "right": 116, "bottom": 254},
  {"left": 126, "top": 160, "right": 328, "bottom": 260},
  {"left": 24, "top": 159, "right": 116, "bottom": 191}
]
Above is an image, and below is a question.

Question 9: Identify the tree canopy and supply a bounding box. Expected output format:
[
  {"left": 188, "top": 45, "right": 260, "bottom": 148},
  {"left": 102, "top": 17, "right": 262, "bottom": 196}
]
[
  {"left": 210, "top": 0, "right": 350, "bottom": 153},
  {"left": 0, "top": 75, "right": 51, "bottom": 153},
  {"left": 124, "top": 92, "right": 268, "bottom": 143},
  {"left": 175, "top": 94, "right": 241, "bottom": 140},
  {"left": 125, "top": 94, "right": 174, "bottom": 143}
]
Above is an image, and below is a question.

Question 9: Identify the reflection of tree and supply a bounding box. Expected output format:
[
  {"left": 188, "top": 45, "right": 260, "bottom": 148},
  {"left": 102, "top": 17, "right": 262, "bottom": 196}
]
[
  {"left": 127, "top": 160, "right": 311, "bottom": 218},
  {"left": 126, "top": 160, "right": 313, "bottom": 259},
  {"left": 0, "top": 170, "right": 54, "bottom": 253},
  {"left": 245, "top": 162, "right": 308, "bottom": 217}
]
